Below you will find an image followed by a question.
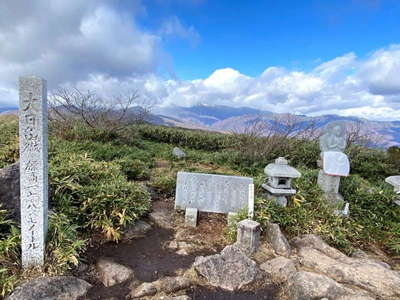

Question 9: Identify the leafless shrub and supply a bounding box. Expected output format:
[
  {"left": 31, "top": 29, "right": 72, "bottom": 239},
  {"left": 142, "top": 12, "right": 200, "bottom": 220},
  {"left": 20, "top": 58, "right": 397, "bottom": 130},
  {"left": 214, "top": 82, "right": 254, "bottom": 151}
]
[
  {"left": 345, "top": 121, "right": 384, "bottom": 149},
  {"left": 232, "top": 114, "right": 318, "bottom": 161},
  {"left": 49, "top": 87, "right": 153, "bottom": 134}
]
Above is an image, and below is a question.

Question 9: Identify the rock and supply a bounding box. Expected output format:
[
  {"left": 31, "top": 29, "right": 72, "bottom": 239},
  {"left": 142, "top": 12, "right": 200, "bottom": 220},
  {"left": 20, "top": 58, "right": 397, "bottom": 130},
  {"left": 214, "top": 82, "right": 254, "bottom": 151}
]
[
  {"left": 291, "top": 234, "right": 347, "bottom": 260},
  {"left": 163, "top": 296, "right": 191, "bottom": 300},
  {"left": 265, "top": 223, "right": 291, "bottom": 257},
  {"left": 161, "top": 296, "right": 191, "bottom": 300},
  {"left": 128, "top": 282, "right": 157, "bottom": 298},
  {"left": 153, "top": 276, "right": 192, "bottom": 293},
  {"left": 122, "top": 220, "right": 151, "bottom": 240},
  {"left": 7, "top": 276, "right": 92, "bottom": 300},
  {"left": 96, "top": 258, "right": 134, "bottom": 287},
  {"left": 172, "top": 147, "right": 186, "bottom": 159},
  {"left": 0, "top": 162, "right": 20, "bottom": 220},
  {"left": 176, "top": 248, "right": 189, "bottom": 256},
  {"left": 260, "top": 256, "right": 296, "bottom": 283},
  {"left": 286, "top": 271, "right": 368, "bottom": 300},
  {"left": 167, "top": 241, "right": 179, "bottom": 250},
  {"left": 351, "top": 249, "right": 369, "bottom": 258},
  {"left": 149, "top": 208, "right": 174, "bottom": 229},
  {"left": 193, "top": 245, "right": 258, "bottom": 291},
  {"left": 75, "top": 262, "right": 88, "bottom": 274},
  {"left": 297, "top": 247, "right": 400, "bottom": 298},
  {"left": 252, "top": 243, "right": 276, "bottom": 264}
]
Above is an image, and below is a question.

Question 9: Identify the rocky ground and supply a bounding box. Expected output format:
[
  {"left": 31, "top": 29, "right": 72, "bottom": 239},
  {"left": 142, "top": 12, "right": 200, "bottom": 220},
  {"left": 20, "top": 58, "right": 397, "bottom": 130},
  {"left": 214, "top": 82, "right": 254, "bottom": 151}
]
[{"left": 6, "top": 195, "right": 400, "bottom": 300}]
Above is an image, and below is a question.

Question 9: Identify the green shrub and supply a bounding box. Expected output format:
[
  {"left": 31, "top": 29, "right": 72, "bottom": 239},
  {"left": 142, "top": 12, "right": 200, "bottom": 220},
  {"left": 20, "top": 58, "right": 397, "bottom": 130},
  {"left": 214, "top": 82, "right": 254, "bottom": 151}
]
[
  {"left": 50, "top": 121, "right": 118, "bottom": 143},
  {"left": 387, "top": 146, "right": 400, "bottom": 170},
  {"left": 341, "top": 175, "right": 400, "bottom": 254},
  {"left": 348, "top": 146, "right": 396, "bottom": 181},
  {"left": 0, "top": 207, "right": 20, "bottom": 297},
  {"left": 50, "top": 153, "right": 150, "bottom": 241},
  {"left": 45, "top": 212, "right": 86, "bottom": 274},
  {"left": 149, "top": 172, "right": 176, "bottom": 197},
  {"left": 116, "top": 158, "right": 151, "bottom": 180},
  {"left": 138, "top": 125, "right": 234, "bottom": 151}
]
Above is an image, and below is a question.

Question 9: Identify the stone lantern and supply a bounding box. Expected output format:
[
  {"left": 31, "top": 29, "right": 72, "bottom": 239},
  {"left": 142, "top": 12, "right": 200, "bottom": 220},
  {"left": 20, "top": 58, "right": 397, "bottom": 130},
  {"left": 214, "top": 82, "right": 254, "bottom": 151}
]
[{"left": 262, "top": 157, "right": 301, "bottom": 207}]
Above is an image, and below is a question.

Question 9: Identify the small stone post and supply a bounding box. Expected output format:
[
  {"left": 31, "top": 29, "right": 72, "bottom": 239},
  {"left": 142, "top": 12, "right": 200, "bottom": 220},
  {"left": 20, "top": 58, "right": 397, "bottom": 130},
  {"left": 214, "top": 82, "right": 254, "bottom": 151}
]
[
  {"left": 185, "top": 207, "right": 198, "bottom": 227},
  {"left": 236, "top": 219, "right": 261, "bottom": 254},
  {"left": 248, "top": 183, "right": 254, "bottom": 219},
  {"left": 19, "top": 76, "right": 48, "bottom": 268}
]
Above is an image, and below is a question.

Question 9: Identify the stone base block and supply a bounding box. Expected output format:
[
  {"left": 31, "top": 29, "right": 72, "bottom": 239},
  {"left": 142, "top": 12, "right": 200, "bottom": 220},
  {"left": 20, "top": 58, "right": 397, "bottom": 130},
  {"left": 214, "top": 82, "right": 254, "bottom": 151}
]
[
  {"left": 236, "top": 219, "right": 261, "bottom": 254},
  {"left": 185, "top": 208, "right": 198, "bottom": 227},
  {"left": 318, "top": 170, "right": 340, "bottom": 194}
]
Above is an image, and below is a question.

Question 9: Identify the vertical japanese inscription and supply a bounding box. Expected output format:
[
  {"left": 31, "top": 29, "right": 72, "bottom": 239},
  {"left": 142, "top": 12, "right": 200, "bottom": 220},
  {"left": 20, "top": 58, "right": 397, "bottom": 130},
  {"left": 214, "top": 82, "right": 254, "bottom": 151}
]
[{"left": 19, "top": 77, "right": 48, "bottom": 268}]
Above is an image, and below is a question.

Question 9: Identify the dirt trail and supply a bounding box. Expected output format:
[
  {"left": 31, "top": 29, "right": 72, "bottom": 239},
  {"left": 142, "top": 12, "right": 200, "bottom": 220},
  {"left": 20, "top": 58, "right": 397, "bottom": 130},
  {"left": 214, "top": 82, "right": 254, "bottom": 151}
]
[{"left": 82, "top": 197, "right": 279, "bottom": 299}]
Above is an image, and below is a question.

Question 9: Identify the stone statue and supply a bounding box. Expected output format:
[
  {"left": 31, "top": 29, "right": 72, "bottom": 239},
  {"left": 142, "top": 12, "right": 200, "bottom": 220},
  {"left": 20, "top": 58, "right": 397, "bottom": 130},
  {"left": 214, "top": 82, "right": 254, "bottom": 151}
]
[
  {"left": 319, "top": 121, "right": 347, "bottom": 153},
  {"left": 318, "top": 121, "right": 350, "bottom": 211}
]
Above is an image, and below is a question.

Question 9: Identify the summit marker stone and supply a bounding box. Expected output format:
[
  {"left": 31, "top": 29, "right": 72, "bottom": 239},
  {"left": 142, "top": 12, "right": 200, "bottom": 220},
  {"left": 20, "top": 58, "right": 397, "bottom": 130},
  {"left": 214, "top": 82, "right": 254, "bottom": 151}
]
[
  {"left": 175, "top": 172, "right": 253, "bottom": 214},
  {"left": 19, "top": 76, "right": 48, "bottom": 267}
]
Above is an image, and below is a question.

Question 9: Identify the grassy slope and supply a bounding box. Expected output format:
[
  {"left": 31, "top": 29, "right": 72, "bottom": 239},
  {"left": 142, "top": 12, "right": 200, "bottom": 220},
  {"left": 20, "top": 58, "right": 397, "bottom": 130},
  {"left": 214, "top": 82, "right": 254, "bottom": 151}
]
[{"left": 0, "top": 118, "right": 399, "bottom": 295}]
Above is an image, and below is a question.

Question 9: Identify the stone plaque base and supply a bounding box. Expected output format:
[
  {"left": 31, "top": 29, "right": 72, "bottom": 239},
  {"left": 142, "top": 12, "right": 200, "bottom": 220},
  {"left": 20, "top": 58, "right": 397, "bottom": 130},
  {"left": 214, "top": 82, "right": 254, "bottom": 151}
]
[
  {"left": 318, "top": 170, "right": 340, "bottom": 194},
  {"left": 185, "top": 208, "right": 198, "bottom": 227}
]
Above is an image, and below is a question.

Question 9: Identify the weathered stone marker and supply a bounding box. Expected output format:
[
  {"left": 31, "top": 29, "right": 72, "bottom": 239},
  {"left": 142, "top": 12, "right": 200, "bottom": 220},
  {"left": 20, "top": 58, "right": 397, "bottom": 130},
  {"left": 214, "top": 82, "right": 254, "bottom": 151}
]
[
  {"left": 318, "top": 121, "right": 350, "bottom": 208},
  {"left": 236, "top": 219, "right": 261, "bottom": 254},
  {"left": 175, "top": 172, "right": 253, "bottom": 214},
  {"left": 19, "top": 76, "right": 48, "bottom": 267}
]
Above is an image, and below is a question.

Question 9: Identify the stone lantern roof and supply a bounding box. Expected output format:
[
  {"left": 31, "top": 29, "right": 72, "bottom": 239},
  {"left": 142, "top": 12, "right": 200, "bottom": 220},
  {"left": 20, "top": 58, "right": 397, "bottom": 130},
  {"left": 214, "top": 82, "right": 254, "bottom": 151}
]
[{"left": 264, "top": 157, "right": 301, "bottom": 178}]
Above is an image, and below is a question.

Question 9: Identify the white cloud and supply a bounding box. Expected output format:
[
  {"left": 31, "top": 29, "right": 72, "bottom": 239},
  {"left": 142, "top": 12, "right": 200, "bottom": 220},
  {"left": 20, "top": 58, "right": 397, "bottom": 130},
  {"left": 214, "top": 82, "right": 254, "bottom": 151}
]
[
  {"left": 159, "top": 16, "right": 201, "bottom": 46},
  {"left": 48, "top": 45, "right": 400, "bottom": 121},
  {"left": 358, "top": 45, "right": 400, "bottom": 95},
  {"left": 1, "top": 0, "right": 400, "bottom": 121},
  {"left": 0, "top": 0, "right": 160, "bottom": 94}
]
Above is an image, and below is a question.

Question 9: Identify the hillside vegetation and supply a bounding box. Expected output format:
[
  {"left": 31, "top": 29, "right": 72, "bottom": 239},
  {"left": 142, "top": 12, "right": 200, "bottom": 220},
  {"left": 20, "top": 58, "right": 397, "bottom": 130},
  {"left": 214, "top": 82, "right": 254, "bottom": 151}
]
[{"left": 0, "top": 115, "right": 399, "bottom": 296}]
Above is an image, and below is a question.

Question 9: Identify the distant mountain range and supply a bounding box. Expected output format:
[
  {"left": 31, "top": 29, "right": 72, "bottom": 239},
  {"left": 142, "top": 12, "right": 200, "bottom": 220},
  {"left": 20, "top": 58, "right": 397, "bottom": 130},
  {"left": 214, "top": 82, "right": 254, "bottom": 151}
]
[
  {"left": 2, "top": 104, "right": 400, "bottom": 147},
  {"left": 154, "top": 105, "right": 400, "bottom": 148}
]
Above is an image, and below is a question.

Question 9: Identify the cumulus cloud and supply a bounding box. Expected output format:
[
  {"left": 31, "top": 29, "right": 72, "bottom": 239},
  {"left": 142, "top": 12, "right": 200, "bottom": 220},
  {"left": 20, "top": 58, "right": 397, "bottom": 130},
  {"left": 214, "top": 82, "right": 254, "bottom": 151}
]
[
  {"left": 0, "top": 0, "right": 160, "bottom": 106},
  {"left": 1, "top": 0, "right": 400, "bottom": 121},
  {"left": 73, "top": 45, "right": 399, "bottom": 121}
]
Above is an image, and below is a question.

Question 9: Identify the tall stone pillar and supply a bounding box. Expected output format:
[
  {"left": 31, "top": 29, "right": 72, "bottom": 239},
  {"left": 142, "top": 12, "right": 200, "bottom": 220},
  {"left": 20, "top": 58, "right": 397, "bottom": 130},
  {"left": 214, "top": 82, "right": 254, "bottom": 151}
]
[{"left": 19, "top": 76, "right": 48, "bottom": 268}]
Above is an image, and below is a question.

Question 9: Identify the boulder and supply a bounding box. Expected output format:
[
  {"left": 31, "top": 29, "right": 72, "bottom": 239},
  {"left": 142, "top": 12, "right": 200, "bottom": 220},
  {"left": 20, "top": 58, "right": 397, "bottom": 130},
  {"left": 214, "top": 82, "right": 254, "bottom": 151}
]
[
  {"left": 285, "top": 271, "right": 373, "bottom": 300},
  {"left": 96, "top": 258, "right": 134, "bottom": 287},
  {"left": 193, "top": 245, "right": 258, "bottom": 291},
  {"left": 153, "top": 276, "right": 192, "bottom": 293},
  {"left": 7, "top": 276, "right": 92, "bottom": 300},
  {"left": 260, "top": 256, "right": 296, "bottom": 283},
  {"left": 172, "top": 147, "right": 186, "bottom": 159},
  {"left": 297, "top": 247, "right": 400, "bottom": 298},
  {"left": 0, "top": 162, "right": 20, "bottom": 219},
  {"left": 128, "top": 282, "right": 157, "bottom": 298},
  {"left": 122, "top": 220, "right": 151, "bottom": 240},
  {"left": 265, "top": 223, "right": 291, "bottom": 257},
  {"left": 291, "top": 234, "right": 347, "bottom": 260}
]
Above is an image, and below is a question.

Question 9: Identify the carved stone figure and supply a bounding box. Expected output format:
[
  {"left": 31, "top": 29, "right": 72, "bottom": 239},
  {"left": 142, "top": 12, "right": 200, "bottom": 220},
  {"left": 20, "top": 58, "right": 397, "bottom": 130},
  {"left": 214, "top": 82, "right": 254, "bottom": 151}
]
[
  {"left": 318, "top": 121, "right": 350, "bottom": 210},
  {"left": 319, "top": 121, "right": 347, "bottom": 153}
]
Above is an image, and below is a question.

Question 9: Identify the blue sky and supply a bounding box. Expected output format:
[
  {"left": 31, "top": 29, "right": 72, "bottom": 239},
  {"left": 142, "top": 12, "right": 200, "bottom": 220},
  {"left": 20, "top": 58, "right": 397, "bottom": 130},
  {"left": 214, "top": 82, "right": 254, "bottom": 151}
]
[
  {"left": 142, "top": 0, "right": 400, "bottom": 79},
  {"left": 0, "top": 0, "right": 400, "bottom": 121}
]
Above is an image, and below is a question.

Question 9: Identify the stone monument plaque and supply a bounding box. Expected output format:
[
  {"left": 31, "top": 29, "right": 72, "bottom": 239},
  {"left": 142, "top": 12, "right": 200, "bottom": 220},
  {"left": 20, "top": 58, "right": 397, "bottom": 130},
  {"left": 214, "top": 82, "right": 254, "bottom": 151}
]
[
  {"left": 19, "top": 76, "right": 48, "bottom": 267},
  {"left": 322, "top": 151, "right": 350, "bottom": 176},
  {"left": 175, "top": 172, "right": 253, "bottom": 214}
]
